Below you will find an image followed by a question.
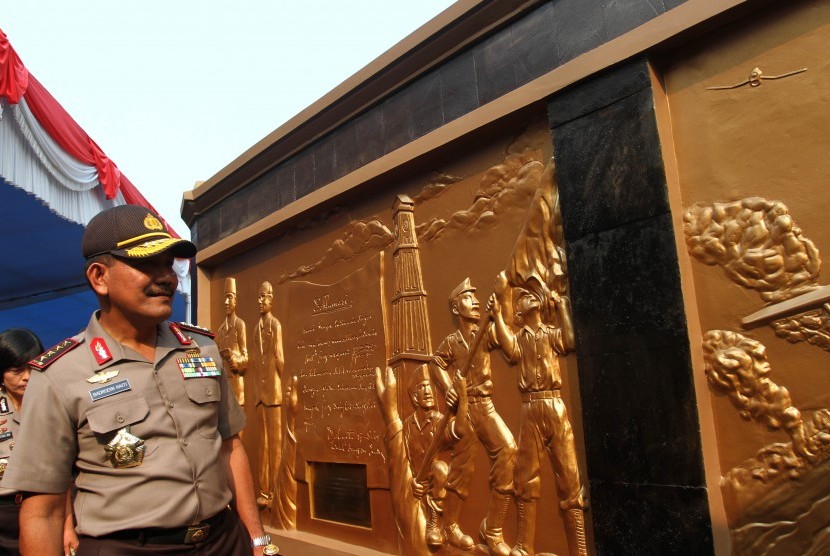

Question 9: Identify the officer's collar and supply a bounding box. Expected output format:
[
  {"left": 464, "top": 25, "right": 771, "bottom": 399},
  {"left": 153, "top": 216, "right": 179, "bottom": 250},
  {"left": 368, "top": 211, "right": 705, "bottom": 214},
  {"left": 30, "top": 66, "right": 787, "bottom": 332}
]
[{"left": 83, "top": 313, "right": 197, "bottom": 369}]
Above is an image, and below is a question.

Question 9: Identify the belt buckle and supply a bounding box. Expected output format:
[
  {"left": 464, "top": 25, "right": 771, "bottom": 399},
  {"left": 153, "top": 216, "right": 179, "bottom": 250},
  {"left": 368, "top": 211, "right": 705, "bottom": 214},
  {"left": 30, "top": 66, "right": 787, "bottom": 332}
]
[{"left": 184, "top": 524, "right": 211, "bottom": 544}]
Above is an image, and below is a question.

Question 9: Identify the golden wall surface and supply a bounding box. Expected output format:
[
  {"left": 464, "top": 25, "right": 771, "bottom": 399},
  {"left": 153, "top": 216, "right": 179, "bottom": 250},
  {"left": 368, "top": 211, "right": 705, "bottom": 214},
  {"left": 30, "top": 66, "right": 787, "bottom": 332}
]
[
  {"left": 208, "top": 118, "right": 591, "bottom": 554},
  {"left": 664, "top": 1, "right": 830, "bottom": 553}
]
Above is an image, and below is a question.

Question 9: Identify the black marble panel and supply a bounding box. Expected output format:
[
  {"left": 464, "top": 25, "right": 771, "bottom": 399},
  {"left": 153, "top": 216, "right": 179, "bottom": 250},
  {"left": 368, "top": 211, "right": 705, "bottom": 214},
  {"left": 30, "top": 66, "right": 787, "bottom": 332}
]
[
  {"left": 195, "top": 206, "right": 219, "bottom": 250},
  {"left": 382, "top": 89, "right": 415, "bottom": 155},
  {"left": 274, "top": 162, "right": 297, "bottom": 209},
  {"left": 604, "top": 0, "right": 667, "bottom": 42},
  {"left": 511, "top": 1, "right": 559, "bottom": 87},
  {"left": 566, "top": 215, "right": 686, "bottom": 355},
  {"left": 312, "top": 136, "right": 337, "bottom": 189},
  {"left": 589, "top": 480, "right": 714, "bottom": 555},
  {"left": 439, "top": 49, "right": 479, "bottom": 124},
  {"left": 577, "top": 340, "right": 704, "bottom": 486},
  {"left": 549, "top": 56, "right": 713, "bottom": 554},
  {"left": 293, "top": 148, "right": 316, "bottom": 199},
  {"left": 549, "top": 0, "right": 607, "bottom": 67},
  {"left": 352, "top": 108, "right": 385, "bottom": 168},
  {"left": 552, "top": 88, "right": 669, "bottom": 240},
  {"left": 407, "top": 69, "right": 444, "bottom": 140},
  {"left": 330, "top": 120, "right": 360, "bottom": 179},
  {"left": 473, "top": 27, "right": 519, "bottom": 106},
  {"left": 548, "top": 57, "right": 651, "bottom": 127},
  {"left": 663, "top": 0, "right": 688, "bottom": 10},
  {"left": 237, "top": 175, "right": 271, "bottom": 231}
]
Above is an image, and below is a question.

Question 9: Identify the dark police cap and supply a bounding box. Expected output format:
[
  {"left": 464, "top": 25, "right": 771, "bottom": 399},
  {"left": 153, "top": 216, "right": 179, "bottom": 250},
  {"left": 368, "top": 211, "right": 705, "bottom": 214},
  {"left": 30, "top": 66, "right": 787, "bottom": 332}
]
[{"left": 82, "top": 205, "right": 197, "bottom": 260}]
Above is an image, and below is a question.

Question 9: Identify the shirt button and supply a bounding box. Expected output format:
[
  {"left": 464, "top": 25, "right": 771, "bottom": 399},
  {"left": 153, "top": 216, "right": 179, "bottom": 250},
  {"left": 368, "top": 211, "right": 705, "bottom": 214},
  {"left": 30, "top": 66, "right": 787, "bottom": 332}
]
[
  {"left": 116, "top": 415, "right": 125, "bottom": 424},
  {"left": 205, "top": 388, "right": 213, "bottom": 396},
  {"left": 181, "top": 438, "right": 188, "bottom": 446},
  {"left": 168, "top": 403, "right": 174, "bottom": 409}
]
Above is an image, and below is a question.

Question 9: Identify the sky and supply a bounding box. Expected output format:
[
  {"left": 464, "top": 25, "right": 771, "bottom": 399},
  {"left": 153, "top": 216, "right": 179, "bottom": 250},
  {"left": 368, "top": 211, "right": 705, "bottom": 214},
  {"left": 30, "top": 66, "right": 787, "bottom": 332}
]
[{"left": 3, "top": 0, "right": 457, "bottom": 238}]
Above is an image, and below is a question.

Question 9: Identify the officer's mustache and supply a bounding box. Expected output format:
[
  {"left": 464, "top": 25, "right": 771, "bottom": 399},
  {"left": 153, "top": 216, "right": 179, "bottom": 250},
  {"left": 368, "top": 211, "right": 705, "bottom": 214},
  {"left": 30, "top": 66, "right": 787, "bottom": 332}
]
[{"left": 146, "top": 285, "right": 175, "bottom": 297}]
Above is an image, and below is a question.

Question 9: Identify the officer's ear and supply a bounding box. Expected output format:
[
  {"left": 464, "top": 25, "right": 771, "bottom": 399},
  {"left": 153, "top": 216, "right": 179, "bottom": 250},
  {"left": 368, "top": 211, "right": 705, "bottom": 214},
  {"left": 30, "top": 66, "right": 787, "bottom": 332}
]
[{"left": 85, "top": 255, "right": 114, "bottom": 296}]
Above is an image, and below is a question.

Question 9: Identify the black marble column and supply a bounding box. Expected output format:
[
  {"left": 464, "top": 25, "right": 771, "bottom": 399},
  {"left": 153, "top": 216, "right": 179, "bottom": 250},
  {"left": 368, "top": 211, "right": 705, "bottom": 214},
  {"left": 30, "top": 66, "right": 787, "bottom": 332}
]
[{"left": 548, "top": 58, "right": 715, "bottom": 555}]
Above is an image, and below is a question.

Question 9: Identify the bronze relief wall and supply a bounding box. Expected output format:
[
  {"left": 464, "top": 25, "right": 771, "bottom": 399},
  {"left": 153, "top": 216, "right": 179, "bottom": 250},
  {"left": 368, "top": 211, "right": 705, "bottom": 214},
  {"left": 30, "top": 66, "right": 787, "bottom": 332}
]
[
  {"left": 208, "top": 119, "right": 592, "bottom": 555},
  {"left": 665, "top": 1, "right": 830, "bottom": 553}
]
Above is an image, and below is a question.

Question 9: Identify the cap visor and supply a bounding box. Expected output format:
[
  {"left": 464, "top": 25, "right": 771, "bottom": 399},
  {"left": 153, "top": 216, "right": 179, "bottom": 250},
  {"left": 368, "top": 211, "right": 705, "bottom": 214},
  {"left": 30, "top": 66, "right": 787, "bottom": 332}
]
[{"left": 113, "top": 237, "right": 197, "bottom": 259}]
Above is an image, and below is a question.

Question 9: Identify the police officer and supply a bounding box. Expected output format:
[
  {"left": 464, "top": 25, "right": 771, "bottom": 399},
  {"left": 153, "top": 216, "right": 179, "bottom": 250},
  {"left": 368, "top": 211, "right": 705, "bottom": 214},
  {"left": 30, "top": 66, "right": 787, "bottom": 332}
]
[
  {"left": 0, "top": 328, "right": 43, "bottom": 554},
  {"left": 2, "top": 205, "right": 278, "bottom": 555}
]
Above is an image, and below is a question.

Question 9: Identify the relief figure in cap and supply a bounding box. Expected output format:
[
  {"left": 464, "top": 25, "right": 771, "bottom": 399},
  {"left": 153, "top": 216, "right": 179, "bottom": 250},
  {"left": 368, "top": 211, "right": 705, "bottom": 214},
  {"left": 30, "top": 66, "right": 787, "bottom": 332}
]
[
  {"left": 251, "top": 281, "right": 284, "bottom": 507},
  {"left": 216, "top": 278, "right": 248, "bottom": 407},
  {"left": 430, "top": 277, "right": 517, "bottom": 555},
  {"left": 489, "top": 283, "right": 588, "bottom": 556},
  {"left": 403, "top": 364, "right": 471, "bottom": 550}
]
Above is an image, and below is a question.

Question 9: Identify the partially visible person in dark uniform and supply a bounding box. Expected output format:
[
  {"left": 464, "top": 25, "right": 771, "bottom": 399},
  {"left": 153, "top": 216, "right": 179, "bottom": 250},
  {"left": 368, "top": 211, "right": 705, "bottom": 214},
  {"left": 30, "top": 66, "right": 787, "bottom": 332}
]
[
  {"left": 0, "top": 328, "right": 42, "bottom": 555},
  {"left": 2, "top": 206, "right": 278, "bottom": 556}
]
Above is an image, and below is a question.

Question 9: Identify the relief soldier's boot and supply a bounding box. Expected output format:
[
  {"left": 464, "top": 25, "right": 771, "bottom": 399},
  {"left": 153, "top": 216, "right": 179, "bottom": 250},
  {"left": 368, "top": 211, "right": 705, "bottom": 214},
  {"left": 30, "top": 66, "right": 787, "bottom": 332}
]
[
  {"left": 426, "top": 501, "right": 444, "bottom": 548},
  {"left": 479, "top": 492, "right": 511, "bottom": 556},
  {"left": 565, "top": 508, "right": 589, "bottom": 556},
  {"left": 443, "top": 491, "right": 474, "bottom": 550},
  {"left": 509, "top": 499, "right": 536, "bottom": 556}
]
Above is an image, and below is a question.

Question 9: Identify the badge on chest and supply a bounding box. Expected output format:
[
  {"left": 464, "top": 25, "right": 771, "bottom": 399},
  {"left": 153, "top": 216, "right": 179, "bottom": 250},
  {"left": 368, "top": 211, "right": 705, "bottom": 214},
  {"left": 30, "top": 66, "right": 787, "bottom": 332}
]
[
  {"left": 105, "top": 427, "right": 145, "bottom": 468},
  {"left": 177, "top": 349, "right": 221, "bottom": 379}
]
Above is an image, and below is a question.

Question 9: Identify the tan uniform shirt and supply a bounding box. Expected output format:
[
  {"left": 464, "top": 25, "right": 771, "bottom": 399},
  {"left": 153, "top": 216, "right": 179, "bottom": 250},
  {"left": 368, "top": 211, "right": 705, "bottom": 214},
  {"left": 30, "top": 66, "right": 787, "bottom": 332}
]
[
  {"left": 433, "top": 324, "right": 498, "bottom": 397},
  {"left": 502, "top": 324, "right": 565, "bottom": 392},
  {"left": 2, "top": 313, "right": 246, "bottom": 536},
  {"left": 0, "top": 397, "right": 19, "bottom": 496}
]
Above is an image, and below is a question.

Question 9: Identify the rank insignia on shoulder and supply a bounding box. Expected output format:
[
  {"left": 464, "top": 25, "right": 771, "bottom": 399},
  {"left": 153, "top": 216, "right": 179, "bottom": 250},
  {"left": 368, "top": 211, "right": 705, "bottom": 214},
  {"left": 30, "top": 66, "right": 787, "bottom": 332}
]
[
  {"left": 174, "top": 322, "right": 215, "bottom": 338},
  {"left": 29, "top": 338, "right": 82, "bottom": 371},
  {"left": 169, "top": 323, "right": 192, "bottom": 345}
]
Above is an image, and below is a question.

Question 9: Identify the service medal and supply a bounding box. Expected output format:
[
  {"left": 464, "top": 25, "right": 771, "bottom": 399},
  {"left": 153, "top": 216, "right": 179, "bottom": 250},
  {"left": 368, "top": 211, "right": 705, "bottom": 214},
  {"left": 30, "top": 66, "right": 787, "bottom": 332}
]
[
  {"left": 0, "top": 457, "right": 7, "bottom": 477},
  {"left": 87, "top": 369, "right": 119, "bottom": 384},
  {"left": 105, "top": 427, "right": 145, "bottom": 468}
]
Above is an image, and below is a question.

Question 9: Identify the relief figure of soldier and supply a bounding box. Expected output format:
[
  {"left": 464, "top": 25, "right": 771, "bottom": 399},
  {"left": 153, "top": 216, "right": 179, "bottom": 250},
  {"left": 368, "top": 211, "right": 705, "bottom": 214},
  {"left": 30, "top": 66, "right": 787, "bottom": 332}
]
[
  {"left": 404, "top": 364, "right": 471, "bottom": 550},
  {"left": 430, "top": 278, "right": 517, "bottom": 555},
  {"left": 489, "top": 282, "right": 588, "bottom": 556}
]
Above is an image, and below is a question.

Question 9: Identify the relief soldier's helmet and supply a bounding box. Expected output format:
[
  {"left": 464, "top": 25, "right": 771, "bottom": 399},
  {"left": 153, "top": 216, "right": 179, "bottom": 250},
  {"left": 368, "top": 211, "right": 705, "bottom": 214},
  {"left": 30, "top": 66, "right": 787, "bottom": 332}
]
[
  {"left": 448, "top": 277, "right": 476, "bottom": 308},
  {"left": 407, "top": 363, "right": 431, "bottom": 396},
  {"left": 82, "top": 205, "right": 196, "bottom": 260}
]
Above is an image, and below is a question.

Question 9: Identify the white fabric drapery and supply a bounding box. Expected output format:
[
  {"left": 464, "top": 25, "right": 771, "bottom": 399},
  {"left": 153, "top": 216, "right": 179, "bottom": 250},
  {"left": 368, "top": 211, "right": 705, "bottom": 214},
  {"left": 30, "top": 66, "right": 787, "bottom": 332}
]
[{"left": 0, "top": 98, "right": 190, "bottom": 295}]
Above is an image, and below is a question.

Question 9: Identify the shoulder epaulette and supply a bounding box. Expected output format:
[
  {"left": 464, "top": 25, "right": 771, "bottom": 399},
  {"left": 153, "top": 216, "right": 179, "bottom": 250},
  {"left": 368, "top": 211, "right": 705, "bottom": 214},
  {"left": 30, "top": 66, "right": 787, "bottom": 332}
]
[
  {"left": 29, "top": 338, "right": 83, "bottom": 371},
  {"left": 174, "top": 322, "right": 215, "bottom": 338}
]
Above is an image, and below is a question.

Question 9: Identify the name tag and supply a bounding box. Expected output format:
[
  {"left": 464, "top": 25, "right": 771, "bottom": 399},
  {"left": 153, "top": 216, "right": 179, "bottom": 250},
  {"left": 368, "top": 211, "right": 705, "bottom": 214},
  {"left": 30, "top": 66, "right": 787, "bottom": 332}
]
[
  {"left": 177, "top": 356, "right": 221, "bottom": 379},
  {"left": 89, "top": 379, "right": 132, "bottom": 402},
  {"left": 0, "top": 431, "right": 11, "bottom": 442}
]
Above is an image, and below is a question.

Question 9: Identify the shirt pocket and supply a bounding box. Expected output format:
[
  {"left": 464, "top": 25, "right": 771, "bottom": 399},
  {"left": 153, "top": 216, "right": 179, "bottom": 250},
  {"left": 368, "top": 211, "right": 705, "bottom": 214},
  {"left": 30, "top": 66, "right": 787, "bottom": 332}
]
[
  {"left": 183, "top": 378, "right": 221, "bottom": 438},
  {"left": 86, "top": 395, "right": 149, "bottom": 439}
]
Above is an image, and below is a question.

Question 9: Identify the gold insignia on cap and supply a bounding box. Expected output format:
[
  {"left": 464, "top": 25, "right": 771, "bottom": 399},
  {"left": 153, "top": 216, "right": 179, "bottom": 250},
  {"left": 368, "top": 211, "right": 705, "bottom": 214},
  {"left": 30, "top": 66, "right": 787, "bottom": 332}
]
[{"left": 144, "top": 213, "right": 164, "bottom": 231}]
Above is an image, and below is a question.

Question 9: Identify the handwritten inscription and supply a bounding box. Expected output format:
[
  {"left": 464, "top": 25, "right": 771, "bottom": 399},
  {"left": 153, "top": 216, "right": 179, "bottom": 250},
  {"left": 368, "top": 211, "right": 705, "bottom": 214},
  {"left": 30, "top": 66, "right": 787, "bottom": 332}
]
[{"left": 287, "top": 257, "right": 386, "bottom": 465}]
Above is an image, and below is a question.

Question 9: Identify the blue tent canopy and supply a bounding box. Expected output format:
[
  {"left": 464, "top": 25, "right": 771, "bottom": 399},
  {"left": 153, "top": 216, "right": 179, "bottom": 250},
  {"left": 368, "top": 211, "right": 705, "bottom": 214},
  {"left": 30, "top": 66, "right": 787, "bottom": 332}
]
[{"left": 0, "top": 178, "right": 186, "bottom": 347}]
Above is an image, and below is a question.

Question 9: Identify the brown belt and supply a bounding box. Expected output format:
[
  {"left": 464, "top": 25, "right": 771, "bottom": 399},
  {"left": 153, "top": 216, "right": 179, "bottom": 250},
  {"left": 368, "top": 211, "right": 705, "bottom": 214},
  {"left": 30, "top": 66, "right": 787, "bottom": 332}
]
[
  {"left": 467, "top": 394, "right": 491, "bottom": 404},
  {"left": 521, "top": 390, "right": 561, "bottom": 403}
]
